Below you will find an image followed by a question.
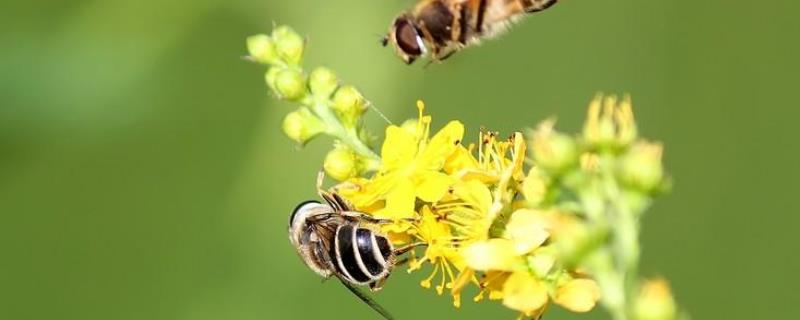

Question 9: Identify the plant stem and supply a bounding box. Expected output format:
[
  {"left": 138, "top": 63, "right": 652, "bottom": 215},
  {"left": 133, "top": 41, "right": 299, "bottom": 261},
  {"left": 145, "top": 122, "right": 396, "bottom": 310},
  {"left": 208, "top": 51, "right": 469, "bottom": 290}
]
[{"left": 310, "top": 99, "right": 381, "bottom": 170}]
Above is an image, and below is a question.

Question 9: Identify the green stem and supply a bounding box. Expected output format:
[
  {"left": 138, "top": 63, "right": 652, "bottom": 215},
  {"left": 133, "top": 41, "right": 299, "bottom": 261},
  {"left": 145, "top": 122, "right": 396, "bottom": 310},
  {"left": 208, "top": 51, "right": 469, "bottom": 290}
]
[
  {"left": 584, "top": 154, "right": 643, "bottom": 320},
  {"left": 310, "top": 99, "right": 381, "bottom": 170}
]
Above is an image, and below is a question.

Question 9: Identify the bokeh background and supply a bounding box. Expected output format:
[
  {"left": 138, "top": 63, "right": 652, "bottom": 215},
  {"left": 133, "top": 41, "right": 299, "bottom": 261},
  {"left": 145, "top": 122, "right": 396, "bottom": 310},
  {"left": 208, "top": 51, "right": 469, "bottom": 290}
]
[{"left": 2, "top": 0, "right": 798, "bottom": 319}]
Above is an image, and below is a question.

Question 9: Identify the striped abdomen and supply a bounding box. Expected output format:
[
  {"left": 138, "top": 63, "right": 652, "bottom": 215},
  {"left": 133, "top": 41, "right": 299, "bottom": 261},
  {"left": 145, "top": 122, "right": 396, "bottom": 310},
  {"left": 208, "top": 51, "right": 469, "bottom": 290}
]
[
  {"left": 416, "top": 0, "right": 560, "bottom": 47},
  {"left": 332, "top": 224, "right": 394, "bottom": 285}
]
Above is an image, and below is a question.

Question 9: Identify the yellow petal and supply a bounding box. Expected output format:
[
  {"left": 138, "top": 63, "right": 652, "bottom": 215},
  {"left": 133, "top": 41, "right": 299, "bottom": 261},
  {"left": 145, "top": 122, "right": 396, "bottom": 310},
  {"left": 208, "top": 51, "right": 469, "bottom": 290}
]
[
  {"left": 456, "top": 169, "right": 499, "bottom": 185},
  {"left": 505, "top": 209, "right": 551, "bottom": 254},
  {"left": 477, "top": 271, "right": 510, "bottom": 301},
  {"left": 415, "top": 171, "right": 453, "bottom": 203},
  {"left": 416, "top": 206, "right": 452, "bottom": 243},
  {"left": 502, "top": 271, "right": 549, "bottom": 314},
  {"left": 373, "top": 179, "right": 415, "bottom": 220},
  {"left": 521, "top": 167, "right": 549, "bottom": 206},
  {"left": 417, "top": 121, "right": 464, "bottom": 170},
  {"left": 444, "top": 145, "right": 479, "bottom": 174},
  {"left": 381, "top": 125, "right": 417, "bottom": 172},
  {"left": 462, "top": 239, "right": 520, "bottom": 271},
  {"left": 452, "top": 180, "right": 492, "bottom": 212},
  {"left": 338, "top": 174, "right": 395, "bottom": 209},
  {"left": 528, "top": 247, "right": 557, "bottom": 276},
  {"left": 555, "top": 278, "right": 601, "bottom": 313}
]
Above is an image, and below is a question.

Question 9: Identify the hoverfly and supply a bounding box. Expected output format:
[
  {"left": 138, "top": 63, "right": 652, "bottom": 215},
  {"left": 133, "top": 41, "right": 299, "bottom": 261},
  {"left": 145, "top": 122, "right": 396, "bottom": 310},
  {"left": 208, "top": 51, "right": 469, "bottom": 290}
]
[
  {"left": 383, "top": 0, "right": 560, "bottom": 64},
  {"left": 288, "top": 172, "right": 421, "bottom": 319}
]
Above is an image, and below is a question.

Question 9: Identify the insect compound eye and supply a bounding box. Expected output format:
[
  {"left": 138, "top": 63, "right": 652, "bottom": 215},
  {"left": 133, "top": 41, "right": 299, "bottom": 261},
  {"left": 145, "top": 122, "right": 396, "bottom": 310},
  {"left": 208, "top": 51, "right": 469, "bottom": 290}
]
[
  {"left": 394, "top": 18, "right": 422, "bottom": 57},
  {"left": 290, "top": 200, "right": 322, "bottom": 227}
]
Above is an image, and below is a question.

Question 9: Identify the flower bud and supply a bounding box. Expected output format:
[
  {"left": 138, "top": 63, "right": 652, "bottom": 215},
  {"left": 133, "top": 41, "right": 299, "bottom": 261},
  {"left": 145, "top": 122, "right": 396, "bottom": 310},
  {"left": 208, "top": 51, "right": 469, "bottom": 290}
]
[
  {"left": 530, "top": 119, "right": 578, "bottom": 175},
  {"left": 633, "top": 279, "right": 677, "bottom": 320},
  {"left": 522, "top": 167, "right": 550, "bottom": 206},
  {"left": 554, "top": 278, "right": 601, "bottom": 313},
  {"left": 332, "top": 85, "right": 367, "bottom": 126},
  {"left": 583, "top": 94, "right": 637, "bottom": 152},
  {"left": 323, "top": 146, "right": 362, "bottom": 181},
  {"left": 246, "top": 34, "right": 277, "bottom": 64},
  {"left": 309, "top": 67, "right": 339, "bottom": 98},
  {"left": 282, "top": 107, "right": 325, "bottom": 145},
  {"left": 271, "top": 25, "right": 305, "bottom": 65},
  {"left": 264, "top": 67, "right": 281, "bottom": 92},
  {"left": 273, "top": 68, "right": 307, "bottom": 101},
  {"left": 617, "top": 141, "right": 664, "bottom": 193},
  {"left": 549, "top": 213, "right": 593, "bottom": 265}
]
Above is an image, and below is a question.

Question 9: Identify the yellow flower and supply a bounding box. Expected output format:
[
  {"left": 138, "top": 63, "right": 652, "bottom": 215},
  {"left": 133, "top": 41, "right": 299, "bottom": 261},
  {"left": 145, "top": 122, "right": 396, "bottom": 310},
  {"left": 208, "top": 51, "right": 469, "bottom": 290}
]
[
  {"left": 435, "top": 180, "right": 493, "bottom": 242},
  {"left": 554, "top": 278, "right": 601, "bottom": 312},
  {"left": 445, "top": 131, "right": 526, "bottom": 184},
  {"left": 339, "top": 101, "right": 464, "bottom": 223},
  {"left": 408, "top": 206, "right": 464, "bottom": 299},
  {"left": 502, "top": 271, "right": 549, "bottom": 318}
]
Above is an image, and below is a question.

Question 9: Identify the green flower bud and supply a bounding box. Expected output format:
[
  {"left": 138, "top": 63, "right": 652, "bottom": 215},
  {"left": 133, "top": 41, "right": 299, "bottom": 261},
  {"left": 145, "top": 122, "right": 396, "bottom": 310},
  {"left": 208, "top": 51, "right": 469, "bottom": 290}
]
[
  {"left": 331, "top": 86, "right": 367, "bottom": 127},
  {"left": 583, "top": 94, "right": 638, "bottom": 152},
  {"left": 616, "top": 141, "right": 664, "bottom": 193},
  {"left": 273, "top": 68, "right": 307, "bottom": 101},
  {"left": 521, "top": 167, "right": 550, "bottom": 207},
  {"left": 530, "top": 119, "right": 578, "bottom": 175},
  {"left": 272, "top": 26, "right": 305, "bottom": 65},
  {"left": 309, "top": 67, "right": 339, "bottom": 98},
  {"left": 282, "top": 107, "right": 325, "bottom": 145},
  {"left": 550, "top": 214, "right": 594, "bottom": 265},
  {"left": 264, "top": 67, "right": 281, "bottom": 92},
  {"left": 246, "top": 34, "right": 277, "bottom": 64},
  {"left": 324, "top": 146, "right": 362, "bottom": 181},
  {"left": 633, "top": 279, "right": 677, "bottom": 320}
]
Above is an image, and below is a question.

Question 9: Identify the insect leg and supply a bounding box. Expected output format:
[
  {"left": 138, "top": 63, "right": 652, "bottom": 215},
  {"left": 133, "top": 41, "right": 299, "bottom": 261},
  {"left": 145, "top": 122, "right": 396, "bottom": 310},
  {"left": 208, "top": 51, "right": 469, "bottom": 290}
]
[
  {"left": 336, "top": 276, "right": 395, "bottom": 320},
  {"left": 369, "top": 274, "right": 390, "bottom": 292},
  {"left": 393, "top": 242, "right": 427, "bottom": 256},
  {"left": 339, "top": 211, "right": 419, "bottom": 225}
]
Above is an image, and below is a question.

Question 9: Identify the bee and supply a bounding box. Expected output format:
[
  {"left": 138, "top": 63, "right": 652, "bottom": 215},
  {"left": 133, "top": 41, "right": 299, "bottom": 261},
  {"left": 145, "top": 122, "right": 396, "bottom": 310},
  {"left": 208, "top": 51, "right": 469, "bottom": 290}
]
[
  {"left": 382, "top": 0, "right": 560, "bottom": 64},
  {"left": 288, "top": 172, "right": 421, "bottom": 320}
]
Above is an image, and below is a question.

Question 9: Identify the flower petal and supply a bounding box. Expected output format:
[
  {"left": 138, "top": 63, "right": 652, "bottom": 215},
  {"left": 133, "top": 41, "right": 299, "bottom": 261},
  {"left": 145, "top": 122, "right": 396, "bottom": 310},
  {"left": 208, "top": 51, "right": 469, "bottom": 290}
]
[
  {"left": 417, "top": 121, "right": 464, "bottom": 171},
  {"left": 528, "top": 247, "right": 557, "bottom": 277},
  {"left": 381, "top": 125, "right": 417, "bottom": 172},
  {"left": 502, "top": 271, "right": 549, "bottom": 315},
  {"left": 555, "top": 278, "right": 601, "bottom": 313},
  {"left": 505, "top": 209, "right": 551, "bottom": 255},
  {"left": 444, "top": 145, "right": 479, "bottom": 174},
  {"left": 452, "top": 180, "right": 492, "bottom": 212},
  {"left": 415, "top": 171, "right": 453, "bottom": 203},
  {"left": 373, "top": 179, "right": 415, "bottom": 220},
  {"left": 415, "top": 206, "right": 452, "bottom": 244},
  {"left": 462, "top": 239, "right": 520, "bottom": 271}
]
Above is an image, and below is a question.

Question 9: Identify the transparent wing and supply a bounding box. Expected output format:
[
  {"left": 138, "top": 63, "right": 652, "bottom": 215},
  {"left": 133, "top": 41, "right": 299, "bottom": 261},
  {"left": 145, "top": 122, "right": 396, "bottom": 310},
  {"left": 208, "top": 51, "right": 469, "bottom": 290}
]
[{"left": 336, "top": 276, "right": 394, "bottom": 320}]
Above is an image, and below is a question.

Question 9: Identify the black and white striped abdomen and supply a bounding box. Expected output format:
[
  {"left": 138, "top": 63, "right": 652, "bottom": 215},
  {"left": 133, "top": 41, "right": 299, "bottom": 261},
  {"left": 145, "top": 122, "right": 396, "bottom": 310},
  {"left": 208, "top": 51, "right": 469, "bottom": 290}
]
[{"left": 332, "top": 224, "right": 394, "bottom": 285}]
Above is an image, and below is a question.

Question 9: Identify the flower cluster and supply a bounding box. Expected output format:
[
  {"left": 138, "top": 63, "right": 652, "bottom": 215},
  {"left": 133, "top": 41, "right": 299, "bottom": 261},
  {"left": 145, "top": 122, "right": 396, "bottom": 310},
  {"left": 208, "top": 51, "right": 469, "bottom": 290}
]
[
  {"left": 246, "top": 26, "right": 379, "bottom": 180},
  {"left": 248, "top": 26, "right": 681, "bottom": 320}
]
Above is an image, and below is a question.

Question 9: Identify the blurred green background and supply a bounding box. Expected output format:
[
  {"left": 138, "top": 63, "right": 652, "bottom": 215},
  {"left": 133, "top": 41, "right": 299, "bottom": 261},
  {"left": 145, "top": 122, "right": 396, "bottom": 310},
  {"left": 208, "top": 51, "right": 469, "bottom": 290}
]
[{"left": 2, "top": 0, "right": 798, "bottom": 319}]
